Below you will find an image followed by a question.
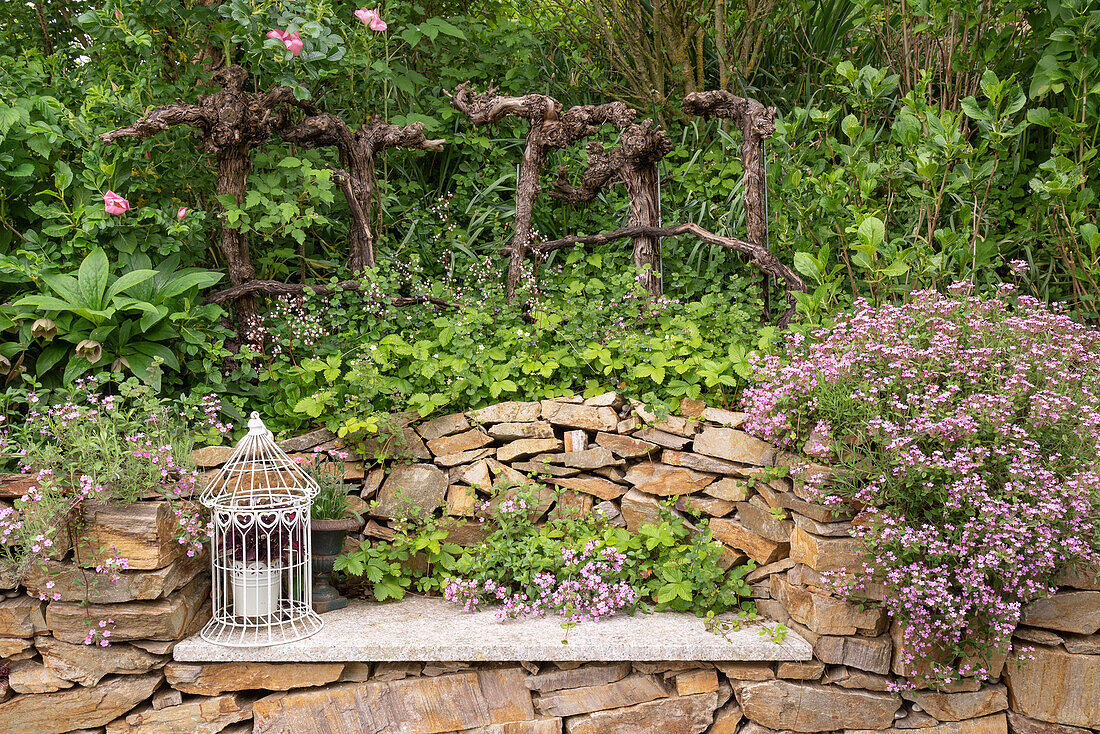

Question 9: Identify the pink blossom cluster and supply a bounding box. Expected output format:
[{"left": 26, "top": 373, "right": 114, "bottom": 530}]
[
  {"left": 742, "top": 285, "right": 1100, "bottom": 686},
  {"left": 444, "top": 542, "right": 639, "bottom": 624}
]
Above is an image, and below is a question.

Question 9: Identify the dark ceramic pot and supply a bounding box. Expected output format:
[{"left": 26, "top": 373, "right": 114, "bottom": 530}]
[{"left": 310, "top": 517, "right": 359, "bottom": 613}]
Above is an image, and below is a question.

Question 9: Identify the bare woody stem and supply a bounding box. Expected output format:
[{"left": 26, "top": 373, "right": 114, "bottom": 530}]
[
  {"left": 683, "top": 90, "right": 777, "bottom": 316},
  {"left": 449, "top": 82, "right": 636, "bottom": 304}
]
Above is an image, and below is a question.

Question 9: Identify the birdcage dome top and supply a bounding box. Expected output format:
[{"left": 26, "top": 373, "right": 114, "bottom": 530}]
[{"left": 199, "top": 412, "right": 320, "bottom": 507}]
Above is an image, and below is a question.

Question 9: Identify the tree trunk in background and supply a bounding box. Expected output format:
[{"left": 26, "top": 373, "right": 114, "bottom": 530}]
[
  {"left": 623, "top": 163, "right": 662, "bottom": 295},
  {"left": 510, "top": 122, "right": 552, "bottom": 301},
  {"left": 214, "top": 149, "right": 257, "bottom": 326}
]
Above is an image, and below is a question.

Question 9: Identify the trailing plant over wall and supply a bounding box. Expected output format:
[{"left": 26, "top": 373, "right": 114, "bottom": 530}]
[{"left": 742, "top": 284, "right": 1100, "bottom": 688}]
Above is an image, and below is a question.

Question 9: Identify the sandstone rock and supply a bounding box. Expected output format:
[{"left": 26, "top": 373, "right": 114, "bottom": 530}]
[
  {"left": 789, "top": 526, "right": 865, "bottom": 573},
  {"left": 373, "top": 463, "right": 448, "bottom": 518},
  {"left": 821, "top": 665, "right": 893, "bottom": 692},
  {"left": 357, "top": 425, "right": 432, "bottom": 461},
  {"left": 772, "top": 453, "right": 833, "bottom": 488},
  {"left": 1012, "top": 627, "right": 1064, "bottom": 646},
  {"left": 541, "top": 402, "right": 618, "bottom": 433},
  {"left": 427, "top": 429, "right": 493, "bottom": 457},
  {"left": 562, "top": 448, "right": 621, "bottom": 470},
  {"left": 593, "top": 500, "right": 626, "bottom": 527},
  {"left": 534, "top": 673, "right": 669, "bottom": 717},
  {"left": 792, "top": 512, "right": 854, "bottom": 537},
  {"left": 452, "top": 460, "right": 492, "bottom": 488},
  {"left": 0, "top": 637, "right": 32, "bottom": 657},
  {"left": 737, "top": 501, "right": 794, "bottom": 543},
  {"left": 702, "top": 407, "right": 746, "bottom": 427},
  {"left": 776, "top": 491, "right": 852, "bottom": 523},
  {"left": 417, "top": 413, "right": 471, "bottom": 441},
  {"left": 447, "top": 484, "right": 478, "bottom": 516},
  {"left": 24, "top": 552, "right": 204, "bottom": 604},
  {"left": 0, "top": 595, "right": 46, "bottom": 637},
  {"left": 709, "top": 518, "right": 787, "bottom": 564},
  {"left": 465, "top": 721, "right": 562, "bottom": 734},
  {"left": 8, "top": 658, "right": 75, "bottom": 693},
  {"left": 619, "top": 489, "right": 684, "bottom": 532},
  {"left": 525, "top": 663, "right": 631, "bottom": 693},
  {"left": 788, "top": 563, "right": 889, "bottom": 603},
  {"left": 662, "top": 450, "right": 749, "bottom": 477},
  {"left": 490, "top": 422, "right": 555, "bottom": 441},
  {"left": 548, "top": 491, "right": 593, "bottom": 522},
  {"left": 694, "top": 428, "right": 775, "bottom": 465},
  {"left": 278, "top": 427, "right": 337, "bottom": 453},
  {"left": 470, "top": 401, "right": 542, "bottom": 424},
  {"left": 1054, "top": 559, "right": 1100, "bottom": 590},
  {"left": 738, "top": 679, "right": 899, "bottom": 732},
  {"left": 164, "top": 661, "right": 344, "bottom": 695},
  {"left": 1020, "top": 590, "right": 1100, "bottom": 635},
  {"left": 546, "top": 475, "right": 625, "bottom": 501},
  {"left": 895, "top": 708, "right": 942, "bottom": 730},
  {"left": 634, "top": 429, "right": 693, "bottom": 450},
  {"left": 563, "top": 691, "right": 718, "bottom": 734},
  {"left": 46, "top": 575, "right": 209, "bottom": 644},
  {"left": 498, "top": 438, "right": 564, "bottom": 463},
  {"left": 676, "top": 495, "right": 736, "bottom": 517},
  {"left": 511, "top": 460, "right": 579, "bottom": 478},
  {"left": 562, "top": 430, "right": 587, "bottom": 453},
  {"left": 105, "top": 692, "right": 254, "bottom": 733},
  {"left": 191, "top": 445, "right": 234, "bottom": 467},
  {"left": 361, "top": 467, "right": 385, "bottom": 500},
  {"left": 624, "top": 462, "right": 716, "bottom": 496},
  {"left": 847, "top": 713, "right": 1008, "bottom": 734},
  {"left": 152, "top": 686, "right": 183, "bottom": 710},
  {"left": 674, "top": 669, "right": 719, "bottom": 695},
  {"left": 584, "top": 391, "right": 624, "bottom": 408},
  {"left": 252, "top": 673, "right": 492, "bottom": 733},
  {"left": 74, "top": 500, "right": 185, "bottom": 571},
  {"left": 746, "top": 558, "right": 797, "bottom": 584},
  {"left": 38, "top": 637, "right": 166, "bottom": 686},
  {"left": 776, "top": 661, "right": 825, "bottom": 680},
  {"left": 595, "top": 432, "right": 657, "bottom": 459},
  {"left": 435, "top": 447, "right": 495, "bottom": 468},
  {"left": 715, "top": 661, "right": 775, "bottom": 680},
  {"left": 1061, "top": 632, "right": 1100, "bottom": 654},
  {"left": 372, "top": 661, "right": 422, "bottom": 681},
  {"left": 1006, "top": 710, "right": 1093, "bottom": 734},
  {"left": 1003, "top": 645, "right": 1100, "bottom": 728},
  {"left": 903, "top": 684, "right": 1007, "bottom": 721},
  {"left": 0, "top": 671, "right": 162, "bottom": 734},
  {"left": 476, "top": 667, "right": 535, "bottom": 724},
  {"left": 705, "top": 477, "right": 751, "bottom": 502},
  {"left": 815, "top": 634, "right": 893, "bottom": 675},
  {"left": 771, "top": 576, "right": 887, "bottom": 636}
]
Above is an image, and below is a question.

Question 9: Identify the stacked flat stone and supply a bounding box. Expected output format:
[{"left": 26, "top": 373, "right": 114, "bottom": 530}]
[{"left": 0, "top": 394, "right": 1095, "bottom": 733}]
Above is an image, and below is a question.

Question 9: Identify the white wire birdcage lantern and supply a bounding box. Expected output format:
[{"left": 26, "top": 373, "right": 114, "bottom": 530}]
[{"left": 198, "top": 412, "right": 323, "bottom": 647}]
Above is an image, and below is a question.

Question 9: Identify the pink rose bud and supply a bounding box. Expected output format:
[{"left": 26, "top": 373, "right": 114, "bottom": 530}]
[
  {"left": 266, "top": 29, "right": 286, "bottom": 41},
  {"left": 103, "top": 190, "right": 130, "bottom": 215},
  {"left": 355, "top": 8, "right": 387, "bottom": 31},
  {"left": 177, "top": 206, "right": 188, "bottom": 220}
]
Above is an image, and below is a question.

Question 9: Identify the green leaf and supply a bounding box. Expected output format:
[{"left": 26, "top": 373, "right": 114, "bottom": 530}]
[
  {"left": 78, "top": 248, "right": 110, "bottom": 310},
  {"left": 857, "top": 216, "right": 886, "bottom": 249},
  {"left": 156, "top": 270, "right": 223, "bottom": 299},
  {"left": 105, "top": 269, "right": 158, "bottom": 302},
  {"left": 792, "top": 252, "right": 821, "bottom": 283}
]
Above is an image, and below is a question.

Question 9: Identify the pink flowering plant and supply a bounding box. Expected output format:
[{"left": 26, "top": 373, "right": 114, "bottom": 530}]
[
  {"left": 0, "top": 376, "right": 211, "bottom": 575},
  {"left": 742, "top": 285, "right": 1100, "bottom": 688},
  {"left": 439, "top": 482, "right": 751, "bottom": 626}
]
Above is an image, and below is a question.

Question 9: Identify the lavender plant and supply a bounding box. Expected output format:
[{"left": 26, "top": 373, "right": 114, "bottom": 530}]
[{"left": 742, "top": 283, "right": 1100, "bottom": 688}]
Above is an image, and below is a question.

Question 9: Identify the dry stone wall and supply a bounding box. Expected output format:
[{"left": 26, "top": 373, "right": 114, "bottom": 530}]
[{"left": 0, "top": 394, "right": 1096, "bottom": 733}]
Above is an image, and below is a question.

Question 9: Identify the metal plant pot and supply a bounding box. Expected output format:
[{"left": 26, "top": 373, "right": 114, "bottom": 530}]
[{"left": 310, "top": 517, "right": 359, "bottom": 613}]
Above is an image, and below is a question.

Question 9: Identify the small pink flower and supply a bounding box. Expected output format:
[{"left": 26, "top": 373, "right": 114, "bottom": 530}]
[
  {"left": 103, "top": 190, "right": 130, "bottom": 215},
  {"left": 355, "top": 8, "right": 387, "bottom": 31},
  {"left": 177, "top": 206, "right": 188, "bottom": 220},
  {"left": 267, "top": 28, "right": 303, "bottom": 56}
]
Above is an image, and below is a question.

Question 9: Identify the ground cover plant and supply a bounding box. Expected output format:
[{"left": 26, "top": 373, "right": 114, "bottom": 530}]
[
  {"left": 335, "top": 482, "right": 755, "bottom": 627},
  {"left": 742, "top": 284, "right": 1100, "bottom": 688}
]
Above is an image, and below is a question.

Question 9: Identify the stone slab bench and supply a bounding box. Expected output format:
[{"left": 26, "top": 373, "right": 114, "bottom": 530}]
[{"left": 173, "top": 596, "right": 812, "bottom": 663}]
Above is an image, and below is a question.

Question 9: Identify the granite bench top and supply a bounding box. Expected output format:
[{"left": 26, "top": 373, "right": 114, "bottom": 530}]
[{"left": 173, "top": 596, "right": 812, "bottom": 663}]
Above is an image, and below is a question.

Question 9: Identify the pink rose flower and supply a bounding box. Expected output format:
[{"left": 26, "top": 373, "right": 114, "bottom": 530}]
[
  {"left": 177, "top": 206, "right": 188, "bottom": 220},
  {"left": 267, "top": 28, "right": 303, "bottom": 56},
  {"left": 103, "top": 191, "right": 130, "bottom": 215},
  {"left": 355, "top": 8, "right": 387, "bottom": 31}
]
